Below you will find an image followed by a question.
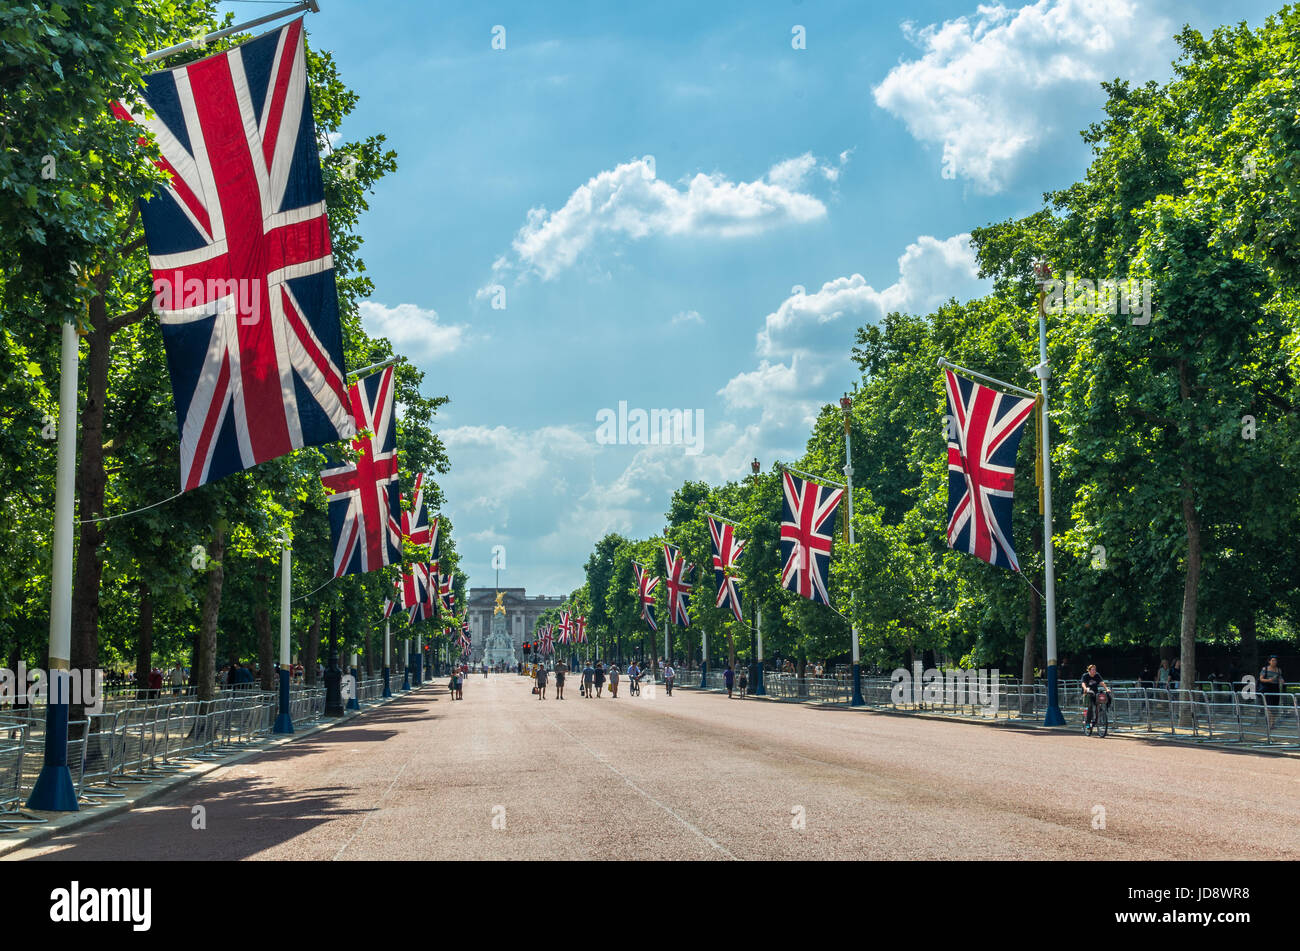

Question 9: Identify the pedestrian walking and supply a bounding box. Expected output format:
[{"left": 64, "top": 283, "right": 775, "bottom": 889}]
[
  {"left": 449, "top": 669, "right": 459, "bottom": 700},
  {"left": 608, "top": 664, "right": 620, "bottom": 698},
  {"left": 536, "top": 664, "right": 548, "bottom": 699},
  {"left": 168, "top": 663, "right": 185, "bottom": 697},
  {"left": 594, "top": 661, "right": 606, "bottom": 698},
  {"left": 724, "top": 663, "right": 734, "bottom": 699},
  {"left": 583, "top": 661, "right": 594, "bottom": 698},
  {"left": 554, "top": 660, "right": 567, "bottom": 699},
  {"left": 1260, "top": 655, "right": 1284, "bottom": 725},
  {"left": 664, "top": 662, "right": 675, "bottom": 696},
  {"left": 738, "top": 667, "right": 748, "bottom": 697}
]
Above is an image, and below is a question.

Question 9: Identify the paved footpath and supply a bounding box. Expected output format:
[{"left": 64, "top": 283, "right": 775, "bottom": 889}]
[{"left": 6, "top": 675, "right": 1299, "bottom": 860}]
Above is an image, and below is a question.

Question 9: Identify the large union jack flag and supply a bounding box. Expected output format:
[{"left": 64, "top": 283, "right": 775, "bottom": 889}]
[
  {"left": 320, "top": 366, "right": 401, "bottom": 577},
  {"left": 116, "top": 20, "right": 353, "bottom": 490},
  {"left": 707, "top": 516, "right": 747, "bottom": 623},
  {"left": 573, "top": 615, "right": 587, "bottom": 643},
  {"left": 944, "top": 369, "right": 1036, "bottom": 571},
  {"left": 557, "top": 611, "right": 572, "bottom": 644},
  {"left": 779, "top": 471, "right": 844, "bottom": 606},
  {"left": 633, "top": 563, "right": 659, "bottom": 631},
  {"left": 662, "top": 544, "right": 695, "bottom": 628}
]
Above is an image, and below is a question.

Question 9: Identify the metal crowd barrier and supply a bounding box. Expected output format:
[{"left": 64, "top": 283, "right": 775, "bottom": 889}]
[{"left": 680, "top": 673, "right": 1300, "bottom": 748}]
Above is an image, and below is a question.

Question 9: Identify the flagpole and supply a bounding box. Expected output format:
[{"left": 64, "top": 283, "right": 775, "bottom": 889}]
[
  {"left": 754, "top": 604, "right": 766, "bottom": 695},
  {"left": 382, "top": 617, "right": 392, "bottom": 698},
  {"left": 141, "top": 0, "right": 320, "bottom": 63},
  {"left": 1035, "top": 263, "right": 1065, "bottom": 726},
  {"left": 273, "top": 539, "right": 294, "bottom": 733},
  {"left": 402, "top": 633, "right": 411, "bottom": 690},
  {"left": 839, "top": 395, "right": 864, "bottom": 706},
  {"left": 26, "top": 317, "right": 81, "bottom": 812}
]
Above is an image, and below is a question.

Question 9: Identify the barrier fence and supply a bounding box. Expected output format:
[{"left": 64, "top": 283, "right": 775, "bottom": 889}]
[
  {"left": 0, "top": 677, "right": 391, "bottom": 835},
  {"left": 681, "top": 673, "right": 1300, "bottom": 748}
]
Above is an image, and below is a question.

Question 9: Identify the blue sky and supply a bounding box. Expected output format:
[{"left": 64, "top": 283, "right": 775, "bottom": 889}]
[{"left": 220, "top": 0, "right": 1280, "bottom": 595}]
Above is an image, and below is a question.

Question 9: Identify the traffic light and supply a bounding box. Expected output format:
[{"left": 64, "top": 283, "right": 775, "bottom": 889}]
[{"left": 522, "top": 641, "right": 531, "bottom": 653}]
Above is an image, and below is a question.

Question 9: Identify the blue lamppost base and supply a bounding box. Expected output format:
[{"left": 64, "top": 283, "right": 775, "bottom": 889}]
[
  {"left": 700, "top": 661, "right": 707, "bottom": 689},
  {"left": 850, "top": 663, "right": 864, "bottom": 706},
  {"left": 1043, "top": 664, "right": 1066, "bottom": 726},
  {"left": 401, "top": 666, "right": 410, "bottom": 691},
  {"left": 382, "top": 666, "right": 392, "bottom": 698},
  {"left": 753, "top": 662, "right": 765, "bottom": 696},
  {"left": 273, "top": 667, "right": 294, "bottom": 734},
  {"left": 26, "top": 698, "right": 78, "bottom": 812},
  {"left": 412, "top": 654, "right": 423, "bottom": 686}
]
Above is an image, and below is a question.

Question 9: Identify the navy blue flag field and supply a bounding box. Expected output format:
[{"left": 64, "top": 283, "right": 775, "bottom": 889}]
[
  {"left": 115, "top": 19, "right": 352, "bottom": 490},
  {"left": 779, "top": 471, "right": 844, "bottom": 606},
  {"left": 943, "top": 369, "right": 1036, "bottom": 571}
]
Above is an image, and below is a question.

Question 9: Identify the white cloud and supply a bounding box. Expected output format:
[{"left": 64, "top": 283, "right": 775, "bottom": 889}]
[
  {"left": 721, "top": 233, "right": 987, "bottom": 428},
  {"left": 500, "top": 156, "right": 832, "bottom": 280},
  {"left": 872, "top": 0, "right": 1169, "bottom": 192},
  {"left": 358, "top": 302, "right": 469, "bottom": 365},
  {"left": 671, "top": 309, "right": 704, "bottom": 327}
]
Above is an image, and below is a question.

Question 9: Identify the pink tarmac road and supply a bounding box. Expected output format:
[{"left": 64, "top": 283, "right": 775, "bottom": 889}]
[{"left": 7, "top": 674, "right": 1299, "bottom": 860}]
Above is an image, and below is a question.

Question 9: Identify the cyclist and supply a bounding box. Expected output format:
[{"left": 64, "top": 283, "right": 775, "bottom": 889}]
[{"left": 1080, "top": 664, "right": 1110, "bottom": 736}]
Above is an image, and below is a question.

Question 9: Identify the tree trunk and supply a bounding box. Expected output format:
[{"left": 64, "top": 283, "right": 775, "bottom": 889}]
[
  {"left": 304, "top": 603, "right": 320, "bottom": 686},
  {"left": 195, "top": 520, "right": 226, "bottom": 702},
  {"left": 69, "top": 292, "right": 112, "bottom": 686},
  {"left": 134, "top": 582, "right": 154, "bottom": 700},
  {"left": 1177, "top": 359, "right": 1201, "bottom": 713},
  {"left": 255, "top": 560, "right": 274, "bottom": 691}
]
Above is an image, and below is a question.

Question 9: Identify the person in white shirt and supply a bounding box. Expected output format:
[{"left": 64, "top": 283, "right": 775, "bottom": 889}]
[{"left": 663, "top": 663, "right": 675, "bottom": 696}]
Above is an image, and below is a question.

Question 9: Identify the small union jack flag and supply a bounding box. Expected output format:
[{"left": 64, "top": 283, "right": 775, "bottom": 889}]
[
  {"left": 944, "top": 369, "right": 1036, "bottom": 570},
  {"left": 573, "top": 615, "right": 587, "bottom": 643},
  {"left": 633, "top": 563, "right": 659, "bottom": 631},
  {"left": 779, "top": 471, "right": 844, "bottom": 606},
  {"left": 557, "top": 612, "right": 572, "bottom": 644},
  {"left": 708, "top": 516, "right": 747, "bottom": 623},
  {"left": 116, "top": 20, "right": 354, "bottom": 490},
  {"left": 320, "top": 367, "right": 401, "bottom": 577},
  {"left": 662, "top": 543, "right": 695, "bottom": 628},
  {"left": 438, "top": 572, "right": 455, "bottom": 613},
  {"left": 402, "top": 473, "right": 436, "bottom": 558}
]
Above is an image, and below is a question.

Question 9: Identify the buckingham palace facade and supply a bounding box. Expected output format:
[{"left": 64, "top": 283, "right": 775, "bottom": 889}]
[{"left": 465, "top": 588, "right": 565, "bottom": 664}]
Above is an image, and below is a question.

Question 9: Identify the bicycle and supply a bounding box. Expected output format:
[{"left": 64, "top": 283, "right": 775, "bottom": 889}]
[{"left": 1084, "top": 686, "right": 1111, "bottom": 737}]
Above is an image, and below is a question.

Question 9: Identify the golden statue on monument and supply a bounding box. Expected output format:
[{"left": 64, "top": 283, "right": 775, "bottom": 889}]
[{"left": 494, "top": 591, "right": 506, "bottom": 615}]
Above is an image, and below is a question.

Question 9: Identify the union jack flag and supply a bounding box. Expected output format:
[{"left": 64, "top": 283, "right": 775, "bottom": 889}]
[
  {"left": 402, "top": 473, "right": 437, "bottom": 557},
  {"left": 557, "top": 611, "right": 572, "bottom": 644},
  {"left": 539, "top": 628, "right": 554, "bottom": 654},
  {"left": 779, "top": 471, "right": 844, "bottom": 605},
  {"left": 438, "top": 572, "right": 455, "bottom": 613},
  {"left": 387, "top": 562, "right": 428, "bottom": 626},
  {"left": 320, "top": 367, "right": 401, "bottom": 577},
  {"left": 633, "top": 563, "right": 659, "bottom": 631},
  {"left": 573, "top": 615, "right": 587, "bottom": 643},
  {"left": 944, "top": 369, "right": 1036, "bottom": 570},
  {"left": 116, "top": 20, "right": 353, "bottom": 490},
  {"left": 708, "top": 516, "right": 747, "bottom": 623},
  {"left": 662, "top": 544, "right": 695, "bottom": 628}
]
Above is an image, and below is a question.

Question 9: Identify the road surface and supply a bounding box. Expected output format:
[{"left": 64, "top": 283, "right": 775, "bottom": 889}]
[{"left": 7, "top": 674, "right": 1299, "bottom": 860}]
